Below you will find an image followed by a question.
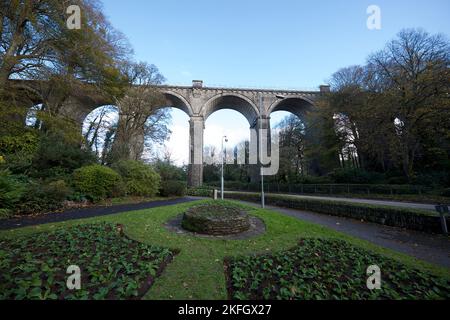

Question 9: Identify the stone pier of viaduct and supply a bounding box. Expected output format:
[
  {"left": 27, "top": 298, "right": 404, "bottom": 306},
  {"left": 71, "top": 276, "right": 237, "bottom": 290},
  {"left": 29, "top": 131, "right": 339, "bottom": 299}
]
[{"left": 15, "top": 80, "right": 329, "bottom": 187}]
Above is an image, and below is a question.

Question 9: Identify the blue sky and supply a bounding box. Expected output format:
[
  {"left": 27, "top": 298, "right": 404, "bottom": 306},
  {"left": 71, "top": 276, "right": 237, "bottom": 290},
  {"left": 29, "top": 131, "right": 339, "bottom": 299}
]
[{"left": 100, "top": 0, "right": 450, "bottom": 165}]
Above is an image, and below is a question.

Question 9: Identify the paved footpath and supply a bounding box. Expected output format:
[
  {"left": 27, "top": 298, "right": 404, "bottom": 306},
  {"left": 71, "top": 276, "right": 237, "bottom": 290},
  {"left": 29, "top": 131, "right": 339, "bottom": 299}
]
[
  {"left": 0, "top": 197, "right": 197, "bottom": 231},
  {"left": 240, "top": 200, "right": 450, "bottom": 268},
  {"left": 230, "top": 192, "right": 438, "bottom": 211}
]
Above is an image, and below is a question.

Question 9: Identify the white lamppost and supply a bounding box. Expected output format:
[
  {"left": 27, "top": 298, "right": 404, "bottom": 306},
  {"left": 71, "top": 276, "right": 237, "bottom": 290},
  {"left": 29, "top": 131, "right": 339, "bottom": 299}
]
[{"left": 221, "top": 135, "right": 228, "bottom": 200}]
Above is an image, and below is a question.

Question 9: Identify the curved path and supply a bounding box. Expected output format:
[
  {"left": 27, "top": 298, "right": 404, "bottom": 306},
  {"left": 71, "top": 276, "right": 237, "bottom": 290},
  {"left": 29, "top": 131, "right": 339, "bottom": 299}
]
[
  {"left": 0, "top": 197, "right": 197, "bottom": 231},
  {"left": 227, "top": 191, "right": 438, "bottom": 211},
  {"left": 237, "top": 200, "right": 450, "bottom": 268}
]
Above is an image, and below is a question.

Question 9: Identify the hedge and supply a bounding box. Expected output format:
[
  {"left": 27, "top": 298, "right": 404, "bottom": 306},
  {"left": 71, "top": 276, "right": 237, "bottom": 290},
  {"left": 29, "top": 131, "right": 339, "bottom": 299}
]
[
  {"left": 224, "top": 192, "right": 447, "bottom": 234},
  {"left": 186, "top": 186, "right": 213, "bottom": 197}
]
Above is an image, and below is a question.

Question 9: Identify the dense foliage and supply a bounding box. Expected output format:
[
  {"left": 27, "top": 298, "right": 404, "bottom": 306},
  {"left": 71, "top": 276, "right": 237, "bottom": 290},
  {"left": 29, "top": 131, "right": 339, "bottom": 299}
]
[
  {"left": 160, "top": 180, "right": 186, "bottom": 197},
  {"left": 0, "top": 1, "right": 172, "bottom": 216},
  {"left": 316, "top": 29, "right": 450, "bottom": 184},
  {"left": 16, "top": 180, "right": 71, "bottom": 215},
  {"left": 0, "top": 223, "right": 175, "bottom": 300},
  {"left": 112, "top": 160, "right": 160, "bottom": 197},
  {"left": 0, "top": 170, "right": 26, "bottom": 217},
  {"left": 30, "top": 133, "right": 97, "bottom": 179},
  {"left": 153, "top": 159, "right": 187, "bottom": 182},
  {"left": 226, "top": 238, "right": 450, "bottom": 300},
  {"left": 73, "top": 165, "right": 122, "bottom": 201},
  {"left": 202, "top": 29, "right": 449, "bottom": 189}
]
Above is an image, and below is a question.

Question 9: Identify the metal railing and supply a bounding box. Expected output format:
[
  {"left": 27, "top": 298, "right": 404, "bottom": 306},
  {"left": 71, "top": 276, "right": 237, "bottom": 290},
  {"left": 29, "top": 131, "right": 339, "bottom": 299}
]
[{"left": 205, "top": 182, "right": 431, "bottom": 196}]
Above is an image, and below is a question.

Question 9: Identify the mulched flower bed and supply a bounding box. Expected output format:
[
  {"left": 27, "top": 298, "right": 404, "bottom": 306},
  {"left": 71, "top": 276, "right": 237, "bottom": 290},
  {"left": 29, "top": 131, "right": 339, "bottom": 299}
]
[
  {"left": 0, "top": 223, "right": 177, "bottom": 300},
  {"left": 224, "top": 238, "right": 450, "bottom": 300}
]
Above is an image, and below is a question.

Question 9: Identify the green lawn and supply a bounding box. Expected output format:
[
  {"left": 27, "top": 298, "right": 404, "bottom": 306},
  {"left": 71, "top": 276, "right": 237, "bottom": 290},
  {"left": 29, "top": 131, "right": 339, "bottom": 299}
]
[
  {"left": 0, "top": 199, "right": 448, "bottom": 300},
  {"left": 96, "top": 196, "right": 179, "bottom": 207}
]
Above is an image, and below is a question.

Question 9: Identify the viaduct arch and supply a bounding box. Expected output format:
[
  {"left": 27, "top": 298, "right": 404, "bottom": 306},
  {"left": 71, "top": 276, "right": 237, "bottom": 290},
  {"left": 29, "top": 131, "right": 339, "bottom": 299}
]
[{"left": 17, "top": 80, "right": 329, "bottom": 187}]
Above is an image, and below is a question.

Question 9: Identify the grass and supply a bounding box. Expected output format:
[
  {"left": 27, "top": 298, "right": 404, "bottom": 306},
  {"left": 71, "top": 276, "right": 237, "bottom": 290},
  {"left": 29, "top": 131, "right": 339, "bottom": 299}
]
[
  {"left": 0, "top": 199, "right": 448, "bottom": 300},
  {"left": 96, "top": 196, "right": 179, "bottom": 207}
]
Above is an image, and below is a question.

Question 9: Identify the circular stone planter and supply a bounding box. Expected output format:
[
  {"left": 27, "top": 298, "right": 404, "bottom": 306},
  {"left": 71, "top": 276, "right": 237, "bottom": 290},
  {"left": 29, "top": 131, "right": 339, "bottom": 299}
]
[
  {"left": 181, "top": 204, "right": 251, "bottom": 236},
  {"left": 165, "top": 215, "right": 265, "bottom": 240}
]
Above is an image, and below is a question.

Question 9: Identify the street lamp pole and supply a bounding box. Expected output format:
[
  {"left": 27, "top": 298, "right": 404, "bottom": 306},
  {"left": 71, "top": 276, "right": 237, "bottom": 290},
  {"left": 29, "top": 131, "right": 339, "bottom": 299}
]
[{"left": 221, "top": 136, "right": 228, "bottom": 200}]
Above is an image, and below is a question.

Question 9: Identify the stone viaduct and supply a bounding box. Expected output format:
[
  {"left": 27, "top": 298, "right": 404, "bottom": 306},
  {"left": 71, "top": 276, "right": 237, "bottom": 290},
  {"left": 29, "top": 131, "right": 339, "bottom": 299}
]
[{"left": 17, "top": 80, "right": 329, "bottom": 187}]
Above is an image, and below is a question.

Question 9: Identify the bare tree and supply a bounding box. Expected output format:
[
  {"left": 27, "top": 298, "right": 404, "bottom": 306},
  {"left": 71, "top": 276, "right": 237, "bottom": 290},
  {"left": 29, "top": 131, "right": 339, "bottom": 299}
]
[
  {"left": 108, "top": 62, "right": 169, "bottom": 163},
  {"left": 368, "top": 29, "right": 450, "bottom": 178}
]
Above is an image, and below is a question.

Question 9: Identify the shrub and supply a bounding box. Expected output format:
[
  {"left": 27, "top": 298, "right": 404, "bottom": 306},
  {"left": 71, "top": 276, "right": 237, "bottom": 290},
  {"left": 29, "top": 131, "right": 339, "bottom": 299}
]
[
  {"left": 411, "top": 171, "right": 450, "bottom": 187},
  {"left": 0, "top": 170, "right": 26, "bottom": 218},
  {"left": 16, "top": 180, "right": 71, "bottom": 215},
  {"left": 327, "top": 168, "right": 384, "bottom": 184},
  {"left": 111, "top": 160, "right": 160, "bottom": 197},
  {"left": 153, "top": 160, "right": 186, "bottom": 181},
  {"left": 387, "top": 176, "right": 409, "bottom": 185},
  {"left": 186, "top": 186, "right": 213, "bottom": 197},
  {"left": 0, "top": 131, "right": 39, "bottom": 155},
  {"left": 295, "top": 175, "right": 333, "bottom": 184},
  {"left": 2, "top": 151, "right": 33, "bottom": 175},
  {"left": 31, "top": 133, "right": 97, "bottom": 178},
  {"left": 225, "top": 192, "right": 446, "bottom": 234},
  {"left": 441, "top": 188, "right": 450, "bottom": 197},
  {"left": 160, "top": 180, "right": 186, "bottom": 197},
  {"left": 73, "top": 165, "right": 122, "bottom": 201}
]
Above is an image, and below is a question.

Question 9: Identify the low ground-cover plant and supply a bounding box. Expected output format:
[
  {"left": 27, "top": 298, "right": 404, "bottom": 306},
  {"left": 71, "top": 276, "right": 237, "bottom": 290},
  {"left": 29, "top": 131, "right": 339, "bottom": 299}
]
[
  {"left": 225, "top": 238, "right": 450, "bottom": 300},
  {"left": 225, "top": 192, "right": 445, "bottom": 234},
  {"left": 0, "top": 223, "right": 176, "bottom": 300},
  {"left": 73, "top": 165, "right": 122, "bottom": 201}
]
